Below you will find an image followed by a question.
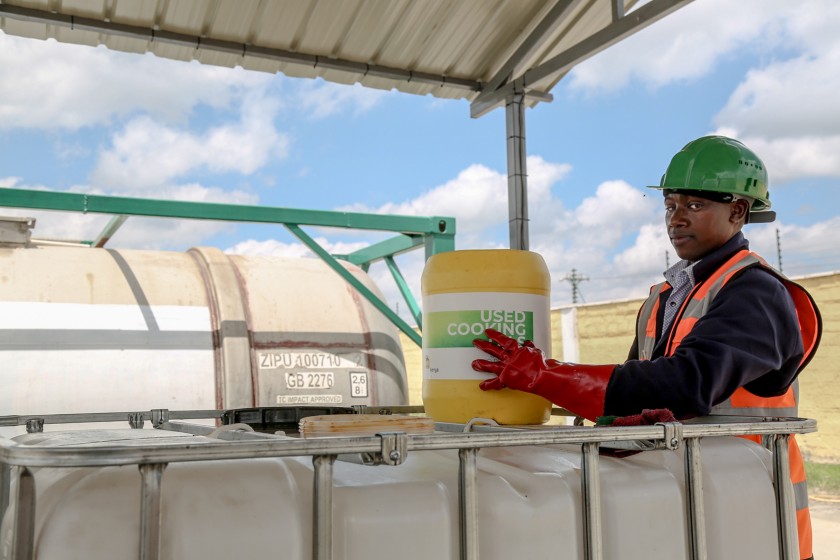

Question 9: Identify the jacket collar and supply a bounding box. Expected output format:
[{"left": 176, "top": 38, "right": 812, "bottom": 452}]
[{"left": 688, "top": 232, "right": 749, "bottom": 285}]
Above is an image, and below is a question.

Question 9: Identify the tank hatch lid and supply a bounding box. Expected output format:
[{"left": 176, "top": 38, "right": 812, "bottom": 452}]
[{"left": 0, "top": 216, "right": 35, "bottom": 247}]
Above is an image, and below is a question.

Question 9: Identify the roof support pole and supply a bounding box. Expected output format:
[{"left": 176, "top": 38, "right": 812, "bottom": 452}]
[{"left": 506, "top": 82, "right": 529, "bottom": 250}]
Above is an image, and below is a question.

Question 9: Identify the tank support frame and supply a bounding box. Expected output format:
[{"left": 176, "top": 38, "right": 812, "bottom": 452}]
[{"left": 0, "top": 409, "right": 815, "bottom": 560}]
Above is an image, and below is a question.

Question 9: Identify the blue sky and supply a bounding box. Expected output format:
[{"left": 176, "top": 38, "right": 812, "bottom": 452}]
[{"left": 2, "top": 0, "right": 839, "bottom": 317}]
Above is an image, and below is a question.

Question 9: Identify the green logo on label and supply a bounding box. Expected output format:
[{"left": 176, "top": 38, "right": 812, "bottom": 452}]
[{"left": 425, "top": 310, "right": 533, "bottom": 348}]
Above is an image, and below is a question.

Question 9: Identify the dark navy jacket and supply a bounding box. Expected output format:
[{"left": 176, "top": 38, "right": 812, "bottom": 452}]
[{"left": 605, "top": 232, "right": 805, "bottom": 418}]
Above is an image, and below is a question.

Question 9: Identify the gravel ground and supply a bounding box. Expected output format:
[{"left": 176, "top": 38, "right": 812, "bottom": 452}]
[{"left": 811, "top": 497, "right": 840, "bottom": 559}]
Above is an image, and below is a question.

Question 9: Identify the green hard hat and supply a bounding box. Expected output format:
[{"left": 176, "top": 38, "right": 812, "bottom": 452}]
[{"left": 652, "top": 135, "right": 771, "bottom": 211}]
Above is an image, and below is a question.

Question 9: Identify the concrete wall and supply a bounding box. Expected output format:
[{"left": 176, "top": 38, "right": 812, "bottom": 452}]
[
  {"left": 400, "top": 271, "right": 840, "bottom": 463},
  {"left": 796, "top": 272, "right": 840, "bottom": 463},
  {"left": 402, "top": 337, "right": 423, "bottom": 408}
]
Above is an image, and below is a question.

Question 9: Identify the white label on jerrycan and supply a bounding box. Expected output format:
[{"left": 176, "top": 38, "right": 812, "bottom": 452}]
[{"left": 423, "top": 292, "right": 550, "bottom": 381}]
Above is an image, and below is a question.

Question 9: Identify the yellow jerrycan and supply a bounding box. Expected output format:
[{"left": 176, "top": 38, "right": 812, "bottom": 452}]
[{"left": 421, "top": 249, "right": 552, "bottom": 424}]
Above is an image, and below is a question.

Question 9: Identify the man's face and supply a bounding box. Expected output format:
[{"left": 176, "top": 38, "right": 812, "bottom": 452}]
[{"left": 664, "top": 193, "right": 746, "bottom": 262}]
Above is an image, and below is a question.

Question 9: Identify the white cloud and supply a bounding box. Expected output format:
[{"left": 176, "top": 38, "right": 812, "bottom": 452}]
[
  {"left": 0, "top": 180, "right": 113, "bottom": 244},
  {"left": 567, "top": 0, "right": 840, "bottom": 187},
  {"left": 572, "top": 180, "right": 656, "bottom": 243},
  {"left": 103, "top": 217, "right": 236, "bottom": 251},
  {"left": 0, "top": 33, "right": 269, "bottom": 130},
  {"left": 340, "top": 162, "right": 505, "bottom": 246},
  {"left": 0, "top": 178, "right": 259, "bottom": 249},
  {"left": 334, "top": 152, "right": 840, "bottom": 305},
  {"left": 706, "top": 1, "right": 840, "bottom": 184},
  {"left": 598, "top": 222, "right": 675, "bottom": 301},
  {"left": 331, "top": 157, "right": 671, "bottom": 306},
  {"left": 226, "top": 236, "right": 370, "bottom": 258},
  {"left": 226, "top": 239, "right": 314, "bottom": 258},
  {"left": 0, "top": 30, "right": 292, "bottom": 248},
  {"left": 612, "top": 223, "right": 671, "bottom": 275},
  {"left": 715, "top": 53, "right": 840, "bottom": 140},
  {"left": 5, "top": 0, "right": 840, "bottom": 311},
  {"left": 715, "top": 134, "right": 840, "bottom": 185},
  {"left": 744, "top": 218, "right": 840, "bottom": 276},
  {"left": 0, "top": 41, "right": 291, "bottom": 248},
  {"left": 90, "top": 93, "right": 289, "bottom": 192},
  {"left": 0, "top": 177, "right": 22, "bottom": 188},
  {"left": 568, "top": 0, "right": 788, "bottom": 93},
  {"left": 528, "top": 181, "right": 665, "bottom": 304},
  {"left": 217, "top": 157, "right": 574, "bottom": 315},
  {"left": 9, "top": 207, "right": 241, "bottom": 251},
  {"left": 98, "top": 183, "right": 260, "bottom": 249},
  {"left": 296, "top": 81, "right": 391, "bottom": 120},
  {"left": 340, "top": 155, "right": 571, "bottom": 247}
]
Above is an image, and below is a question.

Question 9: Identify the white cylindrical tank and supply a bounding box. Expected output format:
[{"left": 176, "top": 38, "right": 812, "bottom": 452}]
[
  {"left": 0, "top": 245, "right": 408, "bottom": 424},
  {"left": 0, "top": 430, "right": 786, "bottom": 560}
]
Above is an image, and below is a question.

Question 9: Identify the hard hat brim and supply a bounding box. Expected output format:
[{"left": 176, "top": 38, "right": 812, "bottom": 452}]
[{"left": 748, "top": 211, "right": 776, "bottom": 224}]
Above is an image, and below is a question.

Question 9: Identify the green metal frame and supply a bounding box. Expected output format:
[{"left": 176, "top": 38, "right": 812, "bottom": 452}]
[{"left": 0, "top": 188, "right": 456, "bottom": 346}]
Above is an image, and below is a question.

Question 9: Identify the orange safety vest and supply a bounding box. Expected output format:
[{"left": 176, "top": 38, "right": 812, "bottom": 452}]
[{"left": 636, "top": 250, "right": 821, "bottom": 560}]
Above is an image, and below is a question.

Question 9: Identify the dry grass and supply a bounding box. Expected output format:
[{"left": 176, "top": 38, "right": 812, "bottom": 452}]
[{"left": 806, "top": 461, "right": 840, "bottom": 497}]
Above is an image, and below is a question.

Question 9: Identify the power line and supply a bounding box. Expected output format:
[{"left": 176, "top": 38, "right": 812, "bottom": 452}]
[
  {"left": 555, "top": 230, "right": 840, "bottom": 297},
  {"left": 776, "top": 228, "right": 783, "bottom": 273},
  {"left": 561, "top": 268, "right": 589, "bottom": 304}
]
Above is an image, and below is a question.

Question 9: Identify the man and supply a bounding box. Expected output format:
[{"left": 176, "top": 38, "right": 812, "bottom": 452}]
[{"left": 472, "top": 135, "right": 821, "bottom": 559}]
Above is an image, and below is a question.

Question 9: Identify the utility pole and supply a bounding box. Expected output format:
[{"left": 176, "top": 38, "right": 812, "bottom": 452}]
[
  {"left": 776, "top": 228, "right": 783, "bottom": 273},
  {"left": 665, "top": 250, "right": 670, "bottom": 269},
  {"left": 562, "top": 268, "right": 589, "bottom": 304}
]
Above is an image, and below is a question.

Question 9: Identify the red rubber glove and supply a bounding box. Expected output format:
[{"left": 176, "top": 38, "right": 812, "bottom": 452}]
[{"left": 471, "top": 328, "right": 615, "bottom": 422}]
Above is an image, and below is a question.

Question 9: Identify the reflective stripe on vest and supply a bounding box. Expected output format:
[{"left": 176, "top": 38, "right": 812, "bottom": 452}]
[
  {"left": 637, "top": 284, "right": 668, "bottom": 360},
  {"left": 635, "top": 250, "right": 822, "bottom": 560},
  {"left": 713, "top": 382, "right": 799, "bottom": 417}
]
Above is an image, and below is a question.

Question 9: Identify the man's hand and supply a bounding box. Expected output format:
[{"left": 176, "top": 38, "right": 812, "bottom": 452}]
[
  {"left": 471, "top": 328, "right": 615, "bottom": 422},
  {"left": 472, "top": 329, "right": 551, "bottom": 391}
]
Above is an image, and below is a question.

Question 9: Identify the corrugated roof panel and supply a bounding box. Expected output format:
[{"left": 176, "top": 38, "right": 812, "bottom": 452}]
[
  {"left": 559, "top": 0, "right": 614, "bottom": 48},
  {"left": 66, "top": 0, "right": 113, "bottom": 19},
  {"left": 109, "top": 0, "right": 159, "bottom": 24},
  {"left": 523, "top": 0, "right": 627, "bottom": 92},
  {"left": 336, "top": 0, "right": 414, "bottom": 64},
  {"left": 0, "top": 14, "right": 50, "bottom": 41},
  {"left": 239, "top": 55, "right": 284, "bottom": 75},
  {"left": 205, "top": 1, "right": 265, "bottom": 43},
  {"left": 0, "top": 0, "right": 692, "bottom": 106},
  {"left": 470, "top": 1, "right": 565, "bottom": 82},
  {"left": 52, "top": 24, "right": 103, "bottom": 49},
  {"left": 194, "top": 48, "right": 243, "bottom": 70},
  {"left": 151, "top": 41, "right": 201, "bottom": 65},
  {"left": 445, "top": 1, "right": 535, "bottom": 80},
  {"left": 101, "top": 33, "right": 159, "bottom": 58},
  {"left": 304, "top": 0, "right": 375, "bottom": 58},
  {"left": 159, "top": 0, "right": 214, "bottom": 36},
  {"left": 250, "top": 1, "right": 315, "bottom": 51},
  {"left": 279, "top": 60, "right": 330, "bottom": 82},
  {"left": 320, "top": 67, "right": 365, "bottom": 86},
  {"left": 409, "top": 1, "right": 494, "bottom": 77},
  {"left": 103, "top": 34, "right": 152, "bottom": 55},
  {"left": 517, "top": 1, "right": 602, "bottom": 91},
  {"left": 359, "top": 74, "right": 403, "bottom": 93}
]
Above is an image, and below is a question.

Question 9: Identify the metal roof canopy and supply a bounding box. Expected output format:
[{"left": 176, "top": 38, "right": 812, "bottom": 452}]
[{"left": 0, "top": 0, "right": 694, "bottom": 249}]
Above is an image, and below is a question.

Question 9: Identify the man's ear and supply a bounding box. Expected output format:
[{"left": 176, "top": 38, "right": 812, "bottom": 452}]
[{"left": 730, "top": 199, "right": 750, "bottom": 224}]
